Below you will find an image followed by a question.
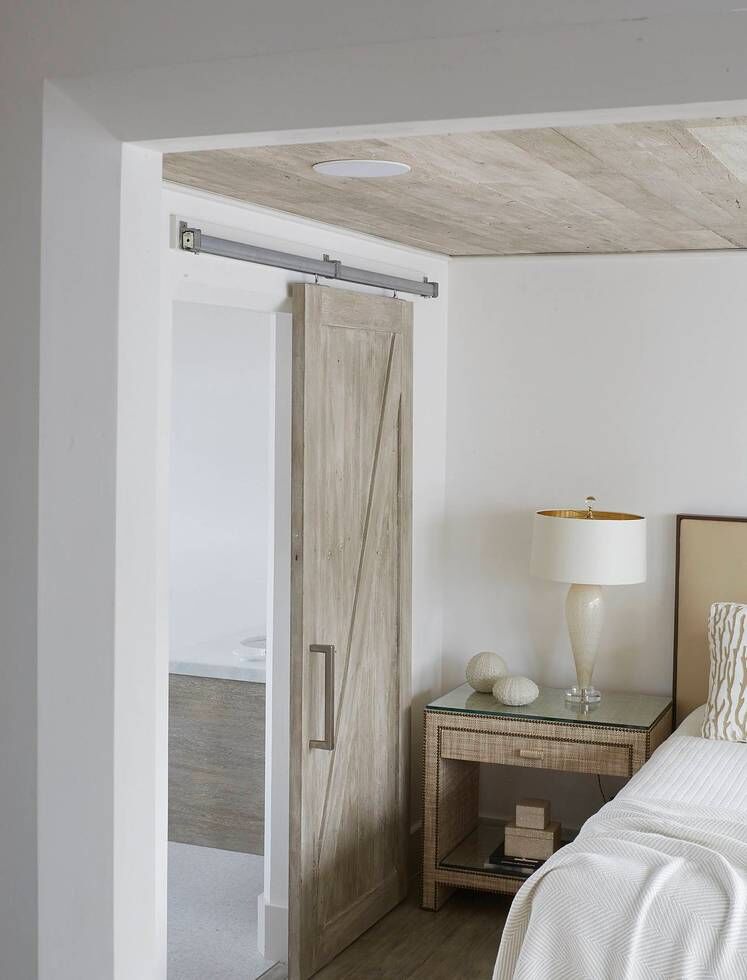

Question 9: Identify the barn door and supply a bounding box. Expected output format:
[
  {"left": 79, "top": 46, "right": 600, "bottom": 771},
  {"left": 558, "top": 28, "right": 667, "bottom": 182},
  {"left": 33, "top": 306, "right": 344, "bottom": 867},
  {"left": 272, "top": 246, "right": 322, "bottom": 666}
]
[{"left": 288, "top": 284, "right": 412, "bottom": 979}]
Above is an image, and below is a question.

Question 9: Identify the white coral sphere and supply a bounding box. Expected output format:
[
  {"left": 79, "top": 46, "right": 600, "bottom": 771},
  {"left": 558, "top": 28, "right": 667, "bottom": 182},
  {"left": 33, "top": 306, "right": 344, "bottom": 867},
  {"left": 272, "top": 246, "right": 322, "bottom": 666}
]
[
  {"left": 465, "top": 651, "right": 507, "bottom": 692},
  {"left": 493, "top": 675, "right": 539, "bottom": 706}
]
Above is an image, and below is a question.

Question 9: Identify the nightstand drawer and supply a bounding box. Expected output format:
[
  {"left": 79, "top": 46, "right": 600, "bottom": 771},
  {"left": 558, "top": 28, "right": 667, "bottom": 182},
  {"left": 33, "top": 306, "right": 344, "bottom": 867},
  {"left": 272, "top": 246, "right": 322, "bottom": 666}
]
[{"left": 440, "top": 728, "right": 631, "bottom": 777}]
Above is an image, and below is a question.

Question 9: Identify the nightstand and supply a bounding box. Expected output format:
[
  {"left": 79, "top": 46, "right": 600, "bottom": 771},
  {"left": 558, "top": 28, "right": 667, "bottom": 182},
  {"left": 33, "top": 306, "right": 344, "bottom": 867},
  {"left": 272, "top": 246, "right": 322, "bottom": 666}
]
[{"left": 422, "top": 684, "right": 672, "bottom": 910}]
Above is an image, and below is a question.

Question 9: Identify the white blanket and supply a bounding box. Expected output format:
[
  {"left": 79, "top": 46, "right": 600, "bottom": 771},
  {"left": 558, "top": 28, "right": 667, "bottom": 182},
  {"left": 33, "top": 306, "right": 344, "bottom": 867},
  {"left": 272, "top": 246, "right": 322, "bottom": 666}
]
[{"left": 493, "top": 735, "right": 747, "bottom": 980}]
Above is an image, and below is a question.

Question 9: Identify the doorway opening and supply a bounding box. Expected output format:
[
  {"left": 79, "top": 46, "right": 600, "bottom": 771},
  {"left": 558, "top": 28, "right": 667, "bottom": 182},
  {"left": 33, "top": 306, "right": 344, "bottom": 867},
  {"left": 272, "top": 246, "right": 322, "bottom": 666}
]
[
  {"left": 158, "top": 178, "right": 444, "bottom": 979},
  {"left": 166, "top": 294, "right": 290, "bottom": 979}
]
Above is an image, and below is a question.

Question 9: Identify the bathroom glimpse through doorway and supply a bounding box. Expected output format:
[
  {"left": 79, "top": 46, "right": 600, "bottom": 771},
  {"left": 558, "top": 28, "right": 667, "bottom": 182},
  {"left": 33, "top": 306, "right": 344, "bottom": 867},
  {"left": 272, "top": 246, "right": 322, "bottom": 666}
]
[{"left": 164, "top": 261, "right": 292, "bottom": 979}]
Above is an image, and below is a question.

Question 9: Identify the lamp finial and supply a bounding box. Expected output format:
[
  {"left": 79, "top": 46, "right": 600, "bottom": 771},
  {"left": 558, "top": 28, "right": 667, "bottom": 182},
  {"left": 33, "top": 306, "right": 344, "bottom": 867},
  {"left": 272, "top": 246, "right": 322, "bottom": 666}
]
[{"left": 585, "top": 496, "right": 596, "bottom": 519}]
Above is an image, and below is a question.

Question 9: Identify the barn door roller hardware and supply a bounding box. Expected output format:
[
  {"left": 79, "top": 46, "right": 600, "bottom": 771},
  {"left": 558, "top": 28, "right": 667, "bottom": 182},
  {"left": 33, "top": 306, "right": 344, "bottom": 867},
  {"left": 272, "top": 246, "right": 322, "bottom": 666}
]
[{"left": 178, "top": 222, "right": 438, "bottom": 299}]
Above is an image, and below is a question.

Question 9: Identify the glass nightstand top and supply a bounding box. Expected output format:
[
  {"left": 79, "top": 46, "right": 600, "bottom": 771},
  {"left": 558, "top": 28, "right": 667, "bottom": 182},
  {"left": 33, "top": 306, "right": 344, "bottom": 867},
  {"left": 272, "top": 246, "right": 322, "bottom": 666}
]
[{"left": 427, "top": 683, "right": 671, "bottom": 730}]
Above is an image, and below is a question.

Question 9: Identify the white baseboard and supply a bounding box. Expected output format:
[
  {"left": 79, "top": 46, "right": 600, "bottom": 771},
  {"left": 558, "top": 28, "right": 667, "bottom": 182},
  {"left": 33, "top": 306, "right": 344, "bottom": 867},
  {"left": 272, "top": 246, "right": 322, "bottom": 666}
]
[{"left": 258, "top": 893, "right": 288, "bottom": 963}]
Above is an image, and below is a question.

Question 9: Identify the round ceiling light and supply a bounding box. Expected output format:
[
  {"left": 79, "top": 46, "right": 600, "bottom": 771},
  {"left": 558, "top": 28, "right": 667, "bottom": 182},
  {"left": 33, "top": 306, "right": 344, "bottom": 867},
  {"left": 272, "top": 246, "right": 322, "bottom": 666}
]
[{"left": 312, "top": 159, "right": 411, "bottom": 178}]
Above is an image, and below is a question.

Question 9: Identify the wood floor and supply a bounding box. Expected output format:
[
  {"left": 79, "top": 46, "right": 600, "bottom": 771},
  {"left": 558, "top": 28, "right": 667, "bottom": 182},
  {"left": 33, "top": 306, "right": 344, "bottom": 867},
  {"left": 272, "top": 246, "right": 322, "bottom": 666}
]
[{"left": 300, "top": 887, "right": 509, "bottom": 980}]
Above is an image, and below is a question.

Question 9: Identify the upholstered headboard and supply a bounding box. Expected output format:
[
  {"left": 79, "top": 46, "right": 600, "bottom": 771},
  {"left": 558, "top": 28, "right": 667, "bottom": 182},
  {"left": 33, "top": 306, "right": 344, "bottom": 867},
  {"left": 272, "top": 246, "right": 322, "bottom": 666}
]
[{"left": 673, "top": 514, "right": 747, "bottom": 725}]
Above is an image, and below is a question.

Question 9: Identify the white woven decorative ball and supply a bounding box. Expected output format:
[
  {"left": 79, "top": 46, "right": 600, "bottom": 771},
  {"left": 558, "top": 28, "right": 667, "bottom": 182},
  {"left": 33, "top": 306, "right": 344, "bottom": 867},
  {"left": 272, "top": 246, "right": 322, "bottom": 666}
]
[
  {"left": 465, "top": 651, "right": 507, "bottom": 692},
  {"left": 492, "top": 675, "right": 539, "bottom": 706}
]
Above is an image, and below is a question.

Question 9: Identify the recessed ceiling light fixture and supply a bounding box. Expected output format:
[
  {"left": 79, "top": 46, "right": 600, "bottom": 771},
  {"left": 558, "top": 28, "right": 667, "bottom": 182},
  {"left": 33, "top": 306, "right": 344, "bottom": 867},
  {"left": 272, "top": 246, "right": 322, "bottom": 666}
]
[{"left": 312, "top": 159, "right": 411, "bottom": 178}]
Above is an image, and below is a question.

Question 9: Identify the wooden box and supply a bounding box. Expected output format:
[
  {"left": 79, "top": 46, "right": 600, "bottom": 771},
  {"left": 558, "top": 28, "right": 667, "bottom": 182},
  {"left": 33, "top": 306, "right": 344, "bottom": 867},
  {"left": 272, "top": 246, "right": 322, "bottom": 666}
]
[
  {"left": 515, "top": 797, "right": 550, "bottom": 830},
  {"left": 504, "top": 820, "right": 560, "bottom": 860}
]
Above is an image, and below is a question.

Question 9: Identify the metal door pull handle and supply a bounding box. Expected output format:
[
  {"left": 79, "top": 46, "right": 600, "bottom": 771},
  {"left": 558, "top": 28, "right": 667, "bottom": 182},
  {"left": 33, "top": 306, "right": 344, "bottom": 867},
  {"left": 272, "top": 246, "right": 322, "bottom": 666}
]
[
  {"left": 309, "top": 644, "right": 335, "bottom": 750},
  {"left": 518, "top": 748, "right": 544, "bottom": 760}
]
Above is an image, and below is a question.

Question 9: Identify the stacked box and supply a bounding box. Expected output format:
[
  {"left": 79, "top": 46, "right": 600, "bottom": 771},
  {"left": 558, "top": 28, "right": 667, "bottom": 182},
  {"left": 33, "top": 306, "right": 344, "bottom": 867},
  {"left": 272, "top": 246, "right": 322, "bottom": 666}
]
[
  {"left": 515, "top": 798, "right": 550, "bottom": 830},
  {"left": 504, "top": 819, "right": 560, "bottom": 860},
  {"left": 505, "top": 797, "right": 560, "bottom": 860}
]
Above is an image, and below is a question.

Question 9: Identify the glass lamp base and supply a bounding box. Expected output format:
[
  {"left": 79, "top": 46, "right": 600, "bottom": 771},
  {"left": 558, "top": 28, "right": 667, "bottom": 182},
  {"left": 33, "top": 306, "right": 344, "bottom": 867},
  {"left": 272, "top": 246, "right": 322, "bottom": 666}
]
[{"left": 565, "top": 685, "right": 602, "bottom": 704}]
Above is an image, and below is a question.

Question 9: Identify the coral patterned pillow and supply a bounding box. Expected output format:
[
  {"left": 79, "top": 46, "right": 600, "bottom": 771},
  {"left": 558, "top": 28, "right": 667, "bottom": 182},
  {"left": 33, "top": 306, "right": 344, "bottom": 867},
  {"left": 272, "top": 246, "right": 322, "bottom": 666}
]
[{"left": 701, "top": 602, "right": 747, "bottom": 742}]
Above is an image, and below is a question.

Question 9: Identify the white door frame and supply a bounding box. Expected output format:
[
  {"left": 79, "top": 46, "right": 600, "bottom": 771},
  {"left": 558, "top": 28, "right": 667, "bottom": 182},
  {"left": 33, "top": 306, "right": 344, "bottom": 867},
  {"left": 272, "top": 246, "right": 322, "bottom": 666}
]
[{"left": 261, "top": 310, "right": 292, "bottom": 962}]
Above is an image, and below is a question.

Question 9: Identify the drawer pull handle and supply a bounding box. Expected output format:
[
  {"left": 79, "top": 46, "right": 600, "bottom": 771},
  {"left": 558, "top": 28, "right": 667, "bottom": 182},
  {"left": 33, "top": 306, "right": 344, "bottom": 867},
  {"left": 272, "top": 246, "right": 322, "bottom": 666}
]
[{"left": 518, "top": 748, "right": 544, "bottom": 760}]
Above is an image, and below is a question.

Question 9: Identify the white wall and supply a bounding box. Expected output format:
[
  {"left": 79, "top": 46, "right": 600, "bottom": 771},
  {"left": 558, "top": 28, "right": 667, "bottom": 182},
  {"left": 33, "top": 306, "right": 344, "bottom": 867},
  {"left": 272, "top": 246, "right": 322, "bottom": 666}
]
[
  {"left": 445, "top": 250, "right": 747, "bottom": 826},
  {"left": 170, "top": 302, "right": 272, "bottom": 649},
  {"left": 37, "top": 86, "right": 166, "bottom": 980},
  {"left": 38, "top": 86, "right": 121, "bottom": 979}
]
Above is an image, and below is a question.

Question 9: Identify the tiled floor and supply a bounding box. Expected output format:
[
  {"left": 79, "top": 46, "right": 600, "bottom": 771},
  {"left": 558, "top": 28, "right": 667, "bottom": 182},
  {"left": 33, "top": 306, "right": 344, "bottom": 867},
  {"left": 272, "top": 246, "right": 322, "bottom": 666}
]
[{"left": 168, "top": 842, "right": 276, "bottom": 980}]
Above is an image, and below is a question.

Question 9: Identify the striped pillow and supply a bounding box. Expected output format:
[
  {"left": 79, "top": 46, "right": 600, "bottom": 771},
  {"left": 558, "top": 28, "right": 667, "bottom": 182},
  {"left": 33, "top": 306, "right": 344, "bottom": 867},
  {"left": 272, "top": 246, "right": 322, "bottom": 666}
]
[{"left": 701, "top": 602, "right": 747, "bottom": 742}]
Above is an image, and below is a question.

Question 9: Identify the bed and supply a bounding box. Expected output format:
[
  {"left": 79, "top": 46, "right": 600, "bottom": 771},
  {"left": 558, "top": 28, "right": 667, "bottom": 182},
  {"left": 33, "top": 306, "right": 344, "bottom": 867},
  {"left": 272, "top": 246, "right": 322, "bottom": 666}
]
[{"left": 493, "top": 515, "right": 747, "bottom": 980}]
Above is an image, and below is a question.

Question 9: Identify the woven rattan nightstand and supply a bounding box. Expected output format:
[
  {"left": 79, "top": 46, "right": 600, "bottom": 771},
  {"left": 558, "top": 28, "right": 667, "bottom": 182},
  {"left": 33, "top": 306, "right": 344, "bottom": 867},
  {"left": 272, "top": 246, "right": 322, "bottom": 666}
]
[{"left": 422, "top": 684, "right": 672, "bottom": 910}]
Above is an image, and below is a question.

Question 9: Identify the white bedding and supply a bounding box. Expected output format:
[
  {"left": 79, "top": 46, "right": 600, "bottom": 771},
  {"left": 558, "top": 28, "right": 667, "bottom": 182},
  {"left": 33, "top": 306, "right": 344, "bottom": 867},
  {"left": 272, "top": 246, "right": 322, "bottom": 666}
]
[{"left": 493, "top": 722, "right": 747, "bottom": 980}]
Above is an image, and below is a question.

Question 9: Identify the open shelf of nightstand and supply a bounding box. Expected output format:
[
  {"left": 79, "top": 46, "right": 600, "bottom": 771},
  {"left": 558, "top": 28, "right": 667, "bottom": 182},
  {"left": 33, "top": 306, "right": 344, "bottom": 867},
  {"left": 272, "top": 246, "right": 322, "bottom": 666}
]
[{"left": 439, "top": 819, "right": 578, "bottom": 881}]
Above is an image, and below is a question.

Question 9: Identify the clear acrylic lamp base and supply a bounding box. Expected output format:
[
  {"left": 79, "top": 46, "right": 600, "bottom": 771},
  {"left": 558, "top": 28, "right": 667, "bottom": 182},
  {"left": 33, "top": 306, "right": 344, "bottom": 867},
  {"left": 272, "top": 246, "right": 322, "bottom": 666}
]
[{"left": 565, "top": 685, "right": 602, "bottom": 704}]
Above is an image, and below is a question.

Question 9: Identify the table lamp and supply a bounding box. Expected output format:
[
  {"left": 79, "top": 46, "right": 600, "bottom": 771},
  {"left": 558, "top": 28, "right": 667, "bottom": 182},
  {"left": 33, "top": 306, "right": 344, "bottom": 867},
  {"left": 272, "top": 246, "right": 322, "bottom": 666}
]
[{"left": 530, "top": 497, "right": 646, "bottom": 703}]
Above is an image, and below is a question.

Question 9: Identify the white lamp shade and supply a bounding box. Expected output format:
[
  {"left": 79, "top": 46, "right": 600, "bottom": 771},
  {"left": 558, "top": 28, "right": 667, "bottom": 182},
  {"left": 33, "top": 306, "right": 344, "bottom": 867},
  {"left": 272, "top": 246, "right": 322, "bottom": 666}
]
[{"left": 531, "top": 509, "right": 646, "bottom": 585}]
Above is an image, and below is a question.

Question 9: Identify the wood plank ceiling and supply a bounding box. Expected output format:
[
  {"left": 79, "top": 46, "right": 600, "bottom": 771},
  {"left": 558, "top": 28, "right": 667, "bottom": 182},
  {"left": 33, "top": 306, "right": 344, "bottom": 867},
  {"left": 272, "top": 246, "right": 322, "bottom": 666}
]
[{"left": 164, "top": 119, "right": 747, "bottom": 256}]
